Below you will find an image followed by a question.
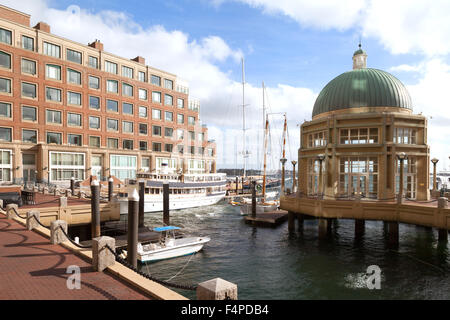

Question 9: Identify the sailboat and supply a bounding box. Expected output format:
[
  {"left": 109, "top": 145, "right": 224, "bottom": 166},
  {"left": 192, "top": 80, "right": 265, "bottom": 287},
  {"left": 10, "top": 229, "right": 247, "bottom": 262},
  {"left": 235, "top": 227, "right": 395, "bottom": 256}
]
[{"left": 239, "top": 83, "right": 284, "bottom": 216}]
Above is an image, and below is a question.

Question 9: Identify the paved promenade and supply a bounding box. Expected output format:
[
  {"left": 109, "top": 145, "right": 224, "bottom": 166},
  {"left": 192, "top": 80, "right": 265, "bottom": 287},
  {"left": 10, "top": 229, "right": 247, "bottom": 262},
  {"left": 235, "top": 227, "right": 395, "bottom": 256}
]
[{"left": 0, "top": 215, "right": 150, "bottom": 300}]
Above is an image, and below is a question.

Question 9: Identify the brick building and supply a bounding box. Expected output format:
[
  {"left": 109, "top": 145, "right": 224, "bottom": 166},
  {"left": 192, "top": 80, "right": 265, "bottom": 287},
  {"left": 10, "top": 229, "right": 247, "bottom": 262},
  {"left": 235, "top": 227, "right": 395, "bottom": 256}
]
[{"left": 0, "top": 5, "right": 216, "bottom": 185}]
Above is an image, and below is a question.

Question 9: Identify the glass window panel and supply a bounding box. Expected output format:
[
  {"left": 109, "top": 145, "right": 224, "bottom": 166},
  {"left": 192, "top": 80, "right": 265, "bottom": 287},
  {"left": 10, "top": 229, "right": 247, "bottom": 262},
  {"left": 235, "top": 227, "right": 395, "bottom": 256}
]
[
  {"left": 0, "top": 78, "right": 10, "bottom": 93},
  {"left": 43, "top": 42, "right": 60, "bottom": 58},
  {"left": 88, "top": 56, "right": 98, "bottom": 69},
  {"left": 46, "top": 87, "right": 61, "bottom": 101},
  {"left": 89, "top": 116, "right": 100, "bottom": 129},
  {"left": 22, "top": 83, "right": 37, "bottom": 98},
  {"left": 89, "top": 76, "right": 100, "bottom": 89},
  {"left": 21, "top": 59, "right": 36, "bottom": 75},
  {"left": 0, "top": 127, "right": 11, "bottom": 141},
  {"left": 0, "top": 102, "right": 11, "bottom": 117},
  {"left": 67, "top": 113, "right": 81, "bottom": 126},
  {"left": 164, "top": 94, "right": 173, "bottom": 106},
  {"left": 67, "top": 92, "right": 81, "bottom": 105},
  {"left": 0, "top": 28, "right": 11, "bottom": 45},
  {"left": 107, "top": 119, "right": 118, "bottom": 131},
  {"left": 152, "top": 91, "right": 161, "bottom": 103},
  {"left": 122, "top": 83, "right": 133, "bottom": 96},
  {"left": 22, "top": 106, "right": 36, "bottom": 121},
  {"left": 22, "top": 36, "right": 34, "bottom": 51},
  {"left": 139, "top": 106, "right": 147, "bottom": 118},
  {"left": 0, "top": 51, "right": 10, "bottom": 69},
  {"left": 107, "top": 80, "right": 118, "bottom": 93},
  {"left": 151, "top": 75, "right": 161, "bottom": 86},
  {"left": 123, "top": 103, "right": 133, "bottom": 115},
  {"left": 67, "top": 69, "right": 81, "bottom": 84},
  {"left": 89, "top": 96, "right": 100, "bottom": 109},
  {"left": 66, "top": 49, "right": 82, "bottom": 64},
  {"left": 107, "top": 99, "right": 118, "bottom": 112}
]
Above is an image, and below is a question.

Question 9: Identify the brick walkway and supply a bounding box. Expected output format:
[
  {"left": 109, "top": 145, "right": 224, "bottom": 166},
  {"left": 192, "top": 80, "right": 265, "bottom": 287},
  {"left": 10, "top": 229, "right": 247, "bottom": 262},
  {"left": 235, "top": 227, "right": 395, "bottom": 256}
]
[{"left": 0, "top": 215, "right": 150, "bottom": 300}]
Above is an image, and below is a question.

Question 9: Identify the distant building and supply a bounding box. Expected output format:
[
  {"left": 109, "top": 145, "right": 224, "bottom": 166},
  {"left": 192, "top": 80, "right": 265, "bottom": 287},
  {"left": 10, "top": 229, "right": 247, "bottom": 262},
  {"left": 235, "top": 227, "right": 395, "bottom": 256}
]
[
  {"left": 297, "top": 44, "right": 430, "bottom": 201},
  {"left": 0, "top": 5, "right": 216, "bottom": 185}
]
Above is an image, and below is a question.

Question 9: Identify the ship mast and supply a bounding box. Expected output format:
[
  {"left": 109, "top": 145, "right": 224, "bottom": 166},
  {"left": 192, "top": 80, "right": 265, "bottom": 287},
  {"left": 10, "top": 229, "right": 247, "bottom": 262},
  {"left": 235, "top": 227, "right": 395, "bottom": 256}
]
[
  {"left": 262, "top": 82, "right": 268, "bottom": 203},
  {"left": 280, "top": 113, "right": 287, "bottom": 195},
  {"left": 241, "top": 58, "right": 247, "bottom": 178}
]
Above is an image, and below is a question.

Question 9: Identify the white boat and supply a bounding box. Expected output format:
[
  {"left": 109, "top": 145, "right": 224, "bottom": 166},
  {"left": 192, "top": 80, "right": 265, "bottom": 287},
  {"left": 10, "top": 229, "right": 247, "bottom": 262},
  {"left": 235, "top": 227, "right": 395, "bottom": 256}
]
[
  {"left": 239, "top": 201, "right": 279, "bottom": 216},
  {"left": 117, "top": 170, "right": 227, "bottom": 214},
  {"left": 137, "top": 226, "right": 210, "bottom": 263}
]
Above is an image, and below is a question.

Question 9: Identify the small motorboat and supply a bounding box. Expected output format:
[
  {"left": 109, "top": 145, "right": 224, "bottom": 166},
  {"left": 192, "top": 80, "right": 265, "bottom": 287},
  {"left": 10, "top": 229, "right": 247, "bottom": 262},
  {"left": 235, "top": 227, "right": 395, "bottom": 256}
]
[{"left": 136, "top": 226, "right": 210, "bottom": 263}]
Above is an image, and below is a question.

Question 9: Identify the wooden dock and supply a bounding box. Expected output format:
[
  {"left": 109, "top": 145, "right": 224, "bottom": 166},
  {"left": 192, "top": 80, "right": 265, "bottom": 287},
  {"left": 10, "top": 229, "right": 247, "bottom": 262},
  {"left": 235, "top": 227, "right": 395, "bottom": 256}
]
[{"left": 244, "top": 210, "right": 288, "bottom": 227}]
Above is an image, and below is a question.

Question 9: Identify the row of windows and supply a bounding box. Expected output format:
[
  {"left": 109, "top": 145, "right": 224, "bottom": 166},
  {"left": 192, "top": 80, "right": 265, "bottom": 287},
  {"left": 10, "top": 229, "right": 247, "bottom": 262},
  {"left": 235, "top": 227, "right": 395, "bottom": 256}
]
[
  {"left": 0, "top": 100, "right": 198, "bottom": 128},
  {"left": 0, "top": 78, "right": 186, "bottom": 114},
  {"left": 0, "top": 126, "right": 208, "bottom": 155},
  {"left": 0, "top": 27, "right": 179, "bottom": 91},
  {"left": 0, "top": 53, "right": 185, "bottom": 106},
  {"left": 305, "top": 127, "right": 418, "bottom": 148}
]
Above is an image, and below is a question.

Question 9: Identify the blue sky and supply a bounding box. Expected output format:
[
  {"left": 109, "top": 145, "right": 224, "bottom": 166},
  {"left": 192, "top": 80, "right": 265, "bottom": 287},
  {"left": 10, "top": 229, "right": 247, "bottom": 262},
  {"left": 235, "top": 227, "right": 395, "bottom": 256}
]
[
  {"left": 2, "top": 0, "right": 450, "bottom": 170},
  {"left": 48, "top": 0, "right": 421, "bottom": 91}
]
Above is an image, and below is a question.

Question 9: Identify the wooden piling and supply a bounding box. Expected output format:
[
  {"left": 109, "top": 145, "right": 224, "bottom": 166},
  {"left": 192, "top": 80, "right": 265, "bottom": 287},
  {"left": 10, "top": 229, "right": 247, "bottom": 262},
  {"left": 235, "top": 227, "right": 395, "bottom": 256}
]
[
  {"left": 91, "top": 180, "right": 100, "bottom": 239},
  {"left": 163, "top": 183, "right": 170, "bottom": 226},
  {"left": 70, "top": 177, "right": 75, "bottom": 195},
  {"left": 288, "top": 211, "right": 296, "bottom": 233},
  {"left": 127, "top": 189, "right": 139, "bottom": 268},
  {"left": 388, "top": 221, "right": 399, "bottom": 246},
  {"left": 138, "top": 181, "right": 145, "bottom": 227},
  {"left": 355, "top": 219, "right": 365, "bottom": 238},
  {"left": 438, "top": 197, "right": 448, "bottom": 242},
  {"left": 251, "top": 180, "right": 256, "bottom": 218},
  {"left": 108, "top": 177, "right": 113, "bottom": 202},
  {"left": 297, "top": 214, "right": 304, "bottom": 231},
  {"left": 318, "top": 218, "right": 331, "bottom": 239}
]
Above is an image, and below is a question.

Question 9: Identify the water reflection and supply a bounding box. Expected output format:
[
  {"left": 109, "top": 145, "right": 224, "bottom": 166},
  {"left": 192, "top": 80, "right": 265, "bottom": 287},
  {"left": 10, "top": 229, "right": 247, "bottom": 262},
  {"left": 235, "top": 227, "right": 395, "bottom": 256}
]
[{"left": 135, "top": 202, "right": 450, "bottom": 299}]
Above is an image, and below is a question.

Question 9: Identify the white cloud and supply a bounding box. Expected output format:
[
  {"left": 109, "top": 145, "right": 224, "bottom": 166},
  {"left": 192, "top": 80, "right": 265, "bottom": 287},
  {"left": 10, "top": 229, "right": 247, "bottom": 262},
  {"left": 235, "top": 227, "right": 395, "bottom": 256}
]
[
  {"left": 232, "top": 0, "right": 366, "bottom": 30},
  {"left": 222, "top": 0, "right": 450, "bottom": 57},
  {"left": 403, "top": 59, "right": 450, "bottom": 171},
  {"left": 0, "top": 0, "right": 314, "bottom": 169}
]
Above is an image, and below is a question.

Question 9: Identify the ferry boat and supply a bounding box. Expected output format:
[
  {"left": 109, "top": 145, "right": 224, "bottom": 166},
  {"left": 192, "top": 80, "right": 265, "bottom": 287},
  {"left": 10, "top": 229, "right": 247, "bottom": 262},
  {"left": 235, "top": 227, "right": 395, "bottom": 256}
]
[{"left": 117, "top": 169, "right": 227, "bottom": 214}]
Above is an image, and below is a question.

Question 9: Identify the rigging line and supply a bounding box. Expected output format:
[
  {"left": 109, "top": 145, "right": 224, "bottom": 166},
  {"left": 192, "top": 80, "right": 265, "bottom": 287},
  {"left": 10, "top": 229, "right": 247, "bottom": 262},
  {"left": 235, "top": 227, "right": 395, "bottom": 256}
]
[{"left": 165, "top": 251, "right": 197, "bottom": 282}]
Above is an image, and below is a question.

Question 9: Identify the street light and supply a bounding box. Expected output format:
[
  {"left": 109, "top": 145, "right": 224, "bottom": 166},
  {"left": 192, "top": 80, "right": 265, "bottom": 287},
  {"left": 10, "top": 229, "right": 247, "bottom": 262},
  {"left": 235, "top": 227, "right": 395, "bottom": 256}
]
[
  {"left": 431, "top": 158, "right": 439, "bottom": 192},
  {"left": 317, "top": 154, "right": 325, "bottom": 199},
  {"left": 291, "top": 160, "right": 297, "bottom": 194},
  {"left": 397, "top": 152, "right": 407, "bottom": 204}
]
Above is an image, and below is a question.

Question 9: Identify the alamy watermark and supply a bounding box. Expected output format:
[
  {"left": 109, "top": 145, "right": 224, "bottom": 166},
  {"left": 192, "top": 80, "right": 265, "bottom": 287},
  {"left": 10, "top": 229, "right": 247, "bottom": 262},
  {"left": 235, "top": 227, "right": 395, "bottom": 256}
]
[
  {"left": 66, "top": 265, "right": 81, "bottom": 290},
  {"left": 366, "top": 265, "right": 381, "bottom": 290}
]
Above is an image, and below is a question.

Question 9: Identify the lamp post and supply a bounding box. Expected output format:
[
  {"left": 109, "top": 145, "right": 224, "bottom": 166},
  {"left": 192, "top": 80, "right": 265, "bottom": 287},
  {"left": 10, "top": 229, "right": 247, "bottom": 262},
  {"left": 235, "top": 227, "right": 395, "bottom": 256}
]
[
  {"left": 291, "top": 160, "right": 297, "bottom": 194},
  {"left": 317, "top": 154, "right": 325, "bottom": 199},
  {"left": 397, "top": 152, "right": 407, "bottom": 204},
  {"left": 280, "top": 157, "right": 287, "bottom": 196},
  {"left": 431, "top": 158, "right": 439, "bottom": 192}
]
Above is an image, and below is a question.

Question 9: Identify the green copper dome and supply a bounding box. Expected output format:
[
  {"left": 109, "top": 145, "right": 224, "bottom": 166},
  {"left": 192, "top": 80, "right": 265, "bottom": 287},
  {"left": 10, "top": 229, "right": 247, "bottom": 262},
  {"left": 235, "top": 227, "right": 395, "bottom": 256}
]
[{"left": 312, "top": 68, "right": 412, "bottom": 118}]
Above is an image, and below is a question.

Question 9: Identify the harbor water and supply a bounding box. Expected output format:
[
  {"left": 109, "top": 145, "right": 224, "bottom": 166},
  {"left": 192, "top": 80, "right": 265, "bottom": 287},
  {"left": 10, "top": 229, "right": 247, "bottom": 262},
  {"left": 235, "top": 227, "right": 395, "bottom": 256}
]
[{"left": 137, "top": 201, "right": 450, "bottom": 299}]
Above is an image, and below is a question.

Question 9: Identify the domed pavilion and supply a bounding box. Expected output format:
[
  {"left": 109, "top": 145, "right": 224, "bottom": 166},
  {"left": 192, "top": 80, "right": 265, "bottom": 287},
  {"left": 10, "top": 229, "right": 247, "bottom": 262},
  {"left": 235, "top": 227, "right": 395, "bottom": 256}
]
[{"left": 297, "top": 45, "right": 430, "bottom": 201}]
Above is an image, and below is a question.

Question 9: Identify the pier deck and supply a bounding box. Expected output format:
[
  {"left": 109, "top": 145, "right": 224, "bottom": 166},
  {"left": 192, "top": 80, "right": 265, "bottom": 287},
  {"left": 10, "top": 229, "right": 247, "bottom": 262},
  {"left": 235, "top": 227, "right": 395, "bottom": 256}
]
[
  {"left": 244, "top": 210, "right": 288, "bottom": 227},
  {"left": 0, "top": 214, "right": 151, "bottom": 300}
]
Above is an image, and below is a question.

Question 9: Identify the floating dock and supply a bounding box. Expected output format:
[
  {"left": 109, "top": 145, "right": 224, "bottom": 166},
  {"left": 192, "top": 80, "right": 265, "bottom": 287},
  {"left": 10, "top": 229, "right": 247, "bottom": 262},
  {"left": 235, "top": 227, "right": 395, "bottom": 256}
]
[{"left": 244, "top": 210, "right": 288, "bottom": 227}]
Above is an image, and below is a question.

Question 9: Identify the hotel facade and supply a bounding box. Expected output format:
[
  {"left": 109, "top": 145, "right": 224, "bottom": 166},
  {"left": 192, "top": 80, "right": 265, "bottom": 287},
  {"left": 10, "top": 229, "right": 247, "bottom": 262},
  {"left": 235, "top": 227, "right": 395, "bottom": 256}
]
[{"left": 0, "top": 5, "right": 217, "bottom": 185}]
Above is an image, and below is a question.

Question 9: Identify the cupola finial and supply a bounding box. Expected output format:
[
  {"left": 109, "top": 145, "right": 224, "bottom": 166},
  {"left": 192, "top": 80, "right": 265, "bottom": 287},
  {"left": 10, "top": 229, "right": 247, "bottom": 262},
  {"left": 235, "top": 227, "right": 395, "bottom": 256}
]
[{"left": 353, "top": 40, "right": 367, "bottom": 70}]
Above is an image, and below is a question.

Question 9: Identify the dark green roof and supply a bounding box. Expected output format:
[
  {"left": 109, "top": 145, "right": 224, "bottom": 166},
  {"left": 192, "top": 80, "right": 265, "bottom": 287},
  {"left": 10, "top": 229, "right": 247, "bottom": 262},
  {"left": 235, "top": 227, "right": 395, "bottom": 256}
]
[
  {"left": 353, "top": 48, "right": 365, "bottom": 56},
  {"left": 312, "top": 68, "right": 412, "bottom": 117}
]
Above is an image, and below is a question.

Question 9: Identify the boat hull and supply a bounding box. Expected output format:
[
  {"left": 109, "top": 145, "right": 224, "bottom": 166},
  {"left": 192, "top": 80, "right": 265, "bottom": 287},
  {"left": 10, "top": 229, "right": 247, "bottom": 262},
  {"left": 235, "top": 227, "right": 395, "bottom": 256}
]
[
  {"left": 138, "top": 237, "right": 210, "bottom": 262},
  {"left": 118, "top": 192, "right": 226, "bottom": 214}
]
